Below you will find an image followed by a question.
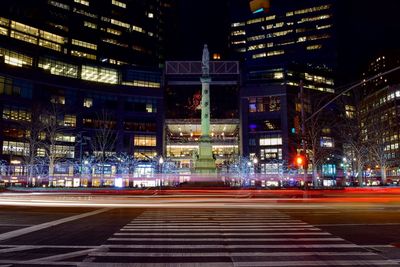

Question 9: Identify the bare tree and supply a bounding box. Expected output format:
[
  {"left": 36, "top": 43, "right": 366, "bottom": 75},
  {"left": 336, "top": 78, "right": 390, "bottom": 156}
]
[
  {"left": 305, "top": 110, "right": 333, "bottom": 186},
  {"left": 339, "top": 102, "right": 369, "bottom": 186},
  {"left": 303, "top": 95, "right": 337, "bottom": 187},
  {"left": 367, "top": 116, "right": 391, "bottom": 185},
  {"left": 91, "top": 109, "right": 117, "bottom": 186},
  {"left": 19, "top": 105, "right": 45, "bottom": 186},
  {"left": 41, "top": 104, "right": 68, "bottom": 186}
]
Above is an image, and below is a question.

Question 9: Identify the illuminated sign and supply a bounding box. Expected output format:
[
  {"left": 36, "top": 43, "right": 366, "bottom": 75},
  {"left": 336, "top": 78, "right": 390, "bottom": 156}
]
[{"left": 250, "top": 0, "right": 270, "bottom": 14}]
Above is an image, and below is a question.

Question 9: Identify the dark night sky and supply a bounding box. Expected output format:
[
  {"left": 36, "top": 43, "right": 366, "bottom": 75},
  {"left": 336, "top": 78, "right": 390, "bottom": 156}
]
[{"left": 171, "top": 0, "right": 400, "bottom": 83}]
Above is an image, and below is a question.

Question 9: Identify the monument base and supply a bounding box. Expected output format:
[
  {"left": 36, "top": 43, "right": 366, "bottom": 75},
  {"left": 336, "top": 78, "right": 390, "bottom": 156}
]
[
  {"left": 195, "top": 141, "right": 216, "bottom": 173},
  {"left": 195, "top": 158, "right": 216, "bottom": 174}
]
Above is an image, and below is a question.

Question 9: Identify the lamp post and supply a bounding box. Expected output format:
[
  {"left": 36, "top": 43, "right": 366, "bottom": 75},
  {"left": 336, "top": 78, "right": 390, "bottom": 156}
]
[
  {"left": 253, "top": 157, "right": 258, "bottom": 174},
  {"left": 159, "top": 156, "right": 164, "bottom": 189}
]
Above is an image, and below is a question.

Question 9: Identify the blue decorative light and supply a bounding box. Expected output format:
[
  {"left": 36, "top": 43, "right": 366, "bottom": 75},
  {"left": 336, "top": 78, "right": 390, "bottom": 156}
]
[{"left": 253, "top": 8, "right": 264, "bottom": 14}]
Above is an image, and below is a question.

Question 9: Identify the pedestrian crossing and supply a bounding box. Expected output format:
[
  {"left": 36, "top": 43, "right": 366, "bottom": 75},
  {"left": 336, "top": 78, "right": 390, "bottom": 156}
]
[{"left": 80, "top": 209, "right": 399, "bottom": 267}]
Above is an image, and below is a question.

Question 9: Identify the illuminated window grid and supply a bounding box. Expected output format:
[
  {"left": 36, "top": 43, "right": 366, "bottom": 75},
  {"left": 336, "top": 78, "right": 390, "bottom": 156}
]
[
  {"left": 132, "top": 25, "right": 144, "bottom": 33},
  {"left": 71, "top": 50, "right": 96, "bottom": 60},
  {"left": 2, "top": 106, "right": 31, "bottom": 122},
  {"left": 84, "top": 21, "right": 97, "bottom": 29},
  {"left": 112, "top": 0, "right": 126, "bottom": 8},
  {"left": 38, "top": 58, "right": 79, "bottom": 78},
  {"left": 74, "top": 0, "right": 89, "bottom": 6},
  {"left": 259, "top": 136, "right": 282, "bottom": 146},
  {"left": 72, "top": 39, "right": 97, "bottom": 50},
  {"left": 110, "top": 19, "right": 130, "bottom": 29},
  {"left": 48, "top": 1, "right": 70, "bottom": 10},
  {"left": 107, "top": 28, "right": 121, "bottom": 36},
  {"left": 0, "top": 26, "right": 8, "bottom": 36},
  {"left": 81, "top": 65, "right": 118, "bottom": 84},
  {"left": 134, "top": 136, "right": 156, "bottom": 147},
  {"left": 55, "top": 134, "right": 76, "bottom": 143},
  {"left": 122, "top": 80, "right": 160, "bottom": 88},
  {"left": 0, "top": 48, "right": 33, "bottom": 67},
  {"left": 2, "top": 141, "right": 30, "bottom": 156},
  {"left": 63, "top": 115, "right": 77, "bottom": 127}
]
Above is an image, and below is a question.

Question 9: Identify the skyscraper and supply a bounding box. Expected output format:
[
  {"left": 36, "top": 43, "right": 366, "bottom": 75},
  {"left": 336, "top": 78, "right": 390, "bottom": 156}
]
[
  {"left": 0, "top": 0, "right": 174, "bottom": 186},
  {"left": 230, "top": 0, "right": 340, "bottom": 184}
]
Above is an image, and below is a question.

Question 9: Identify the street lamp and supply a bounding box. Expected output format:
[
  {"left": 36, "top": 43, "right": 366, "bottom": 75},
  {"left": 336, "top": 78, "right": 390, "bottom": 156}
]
[
  {"left": 159, "top": 156, "right": 164, "bottom": 173},
  {"left": 253, "top": 157, "right": 258, "bottom": 174}
]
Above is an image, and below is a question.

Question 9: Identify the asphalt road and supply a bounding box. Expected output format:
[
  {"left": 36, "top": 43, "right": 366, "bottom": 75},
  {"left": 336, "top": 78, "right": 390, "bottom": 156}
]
[{"left": 0, "top": 193, "right": 400, "bottom": 266}]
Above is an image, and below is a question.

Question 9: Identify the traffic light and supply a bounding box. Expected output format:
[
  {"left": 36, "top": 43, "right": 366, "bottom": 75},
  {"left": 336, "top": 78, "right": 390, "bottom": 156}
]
[{"left": 294, "top": 153, "right": 308, "bottom": 169}]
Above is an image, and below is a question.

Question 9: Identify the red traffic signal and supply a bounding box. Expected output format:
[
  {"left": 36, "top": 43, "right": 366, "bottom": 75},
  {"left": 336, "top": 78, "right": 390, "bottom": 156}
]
[{"left": 294, "top": 154, "right": 308, "bottom": 168}]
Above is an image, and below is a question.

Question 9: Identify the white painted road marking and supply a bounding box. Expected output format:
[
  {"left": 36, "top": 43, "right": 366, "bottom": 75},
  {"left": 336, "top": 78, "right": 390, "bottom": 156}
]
[{"left": 0, "top": 208, "right": 112, "bottom": 242}]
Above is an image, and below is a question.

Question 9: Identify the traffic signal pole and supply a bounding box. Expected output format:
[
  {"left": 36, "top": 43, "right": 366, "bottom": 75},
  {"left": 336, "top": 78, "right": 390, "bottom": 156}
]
[{"left": 300, "top": 81, "right": 308, "bottom": 188}]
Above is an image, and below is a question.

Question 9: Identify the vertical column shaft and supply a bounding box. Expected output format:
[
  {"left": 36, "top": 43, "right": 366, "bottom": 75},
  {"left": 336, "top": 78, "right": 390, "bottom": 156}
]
[{"left": 201, "top": 77, "right": 211, "bottom": 139}]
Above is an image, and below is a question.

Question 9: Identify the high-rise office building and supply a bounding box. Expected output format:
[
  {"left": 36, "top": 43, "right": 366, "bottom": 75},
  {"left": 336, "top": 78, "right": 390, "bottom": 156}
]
[
  {"left": 0, "top": 0, "right": 174, "bottom": 186},
  {"left": 230, "top": 0, "right": 341, "bottom": 183}
]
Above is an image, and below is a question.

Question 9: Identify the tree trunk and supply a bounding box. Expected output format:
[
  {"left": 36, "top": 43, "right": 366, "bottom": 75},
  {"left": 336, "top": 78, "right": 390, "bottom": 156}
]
[
  {"left": 381, "top": 166, "right": 387, "bottom": 185},
  {"left": 312, "top": 167, "right": 319, "bottom": 187},
  {"left": 49, "top": 159, "right": 54, "bottom": 187}
]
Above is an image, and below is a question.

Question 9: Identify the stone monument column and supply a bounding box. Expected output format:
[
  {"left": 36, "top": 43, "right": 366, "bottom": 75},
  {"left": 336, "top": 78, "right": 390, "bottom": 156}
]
[{"left": 195, "top": 44, "right": 216, "bottom": 173}]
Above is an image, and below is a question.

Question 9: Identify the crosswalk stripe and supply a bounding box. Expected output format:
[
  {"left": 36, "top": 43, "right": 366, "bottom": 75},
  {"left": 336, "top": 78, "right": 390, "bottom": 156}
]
[
  {"left": 120, "top": 228, "right": 320, "bottom": 231},
  {"left": 235, "top": 260, "right": 399, "bottom": 266},
  {"left": 78, "top": 260, "right": 398, "bottom": 267},
  {"left": 108, "top": 237, "right": 341, "bottom": 241},
  {"left": 88, "top": 251, "right": 377, "bottom": 257},
  {"left": 103, "top": 244, "right": 361, "bottom": 249},
  {"left": 126, "top": 222, "right": 308, "bottom": 226},
  {"left": 123, "top": 225, "right": 315, "bottom": 228},
  {"left": 131, "top": 219, "right": 301, "bottom": 223},
  {"left": 113, "top": 232, "right": 332, "bottom": 236}
]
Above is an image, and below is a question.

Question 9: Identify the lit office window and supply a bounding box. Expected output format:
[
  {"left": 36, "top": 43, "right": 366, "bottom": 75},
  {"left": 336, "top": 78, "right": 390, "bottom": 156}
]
[
  {"left": 84, "top": 21, "right": 97, "bottom": 29},
  {"left": 50, "top": 145, "right": 75, "bottom": 158},
  {"left": 74, "top": 0, "right": 89, "bottom": 6},
  {"left": 260, "top": 148, "right": 282, "bottom": 160},
  {"left": 2, "top": 141, "right": 29, "bottom": 156},
  {"left": 112, "top": 0, "right": 126, "bottom": 8},
  {"left": 121, "top": 80, "right": 161, "bottom": 88},
  {"left": 294, "top": 5, "right": 331, "bottom": 15},
  {"left": 10, "top": 31, "right": 37, "bottom": 45},
  {"left": 132, "top": 25, "right": 144, "bottom": 33},
  {"left": 38, "top": 58, "right": 79, "bottom": 78},
  {"left": 345, "top": 105, "right": 356, "bottom": 119},
  {"left": 55, "top": 134, "right": 76, "bottom": 143},
  {"left": 110, "top": 19, "right": 130, "bottom": 29},
  {"left": 320, "top": 137, "right": 334, "bottom": 148},
  {"left": 2, "top": 106, "right": 31, "bottom": 122},
  {"left": 231, "top": 30, "right": 246, "bottom": 36},
  {"left": 10, "top": 21, "right": 39, "bottom": 36},
  {"left": 81, "top": 65, "right": 118, "bottom": 84},
  {"left": 48, "top": 0, "right": 70, "bottom": 10},
  {"left": 71, "top": 50, "right": 96, "bottom": 60},
  {"left": 259, "top": 135, "right": 282, "bottom": 146},
  {"left": 38, "top": 39, "right": 61, "bottom": 51},
  {"left": 40, "top": 31, "right": 65, "bottom": 44},
  {"left": 134, "top": 136, "right": 156, "bottom": 147},
  {"left": 106, "top": 28, "right": 121, "bottom": 36},
  {"left": 0, "top": 17, "right": 10, "bottom": 27},
  {"left": 231, "top": 22, "right": 245, "bottom": 27},
  {"left": 83, "top": 98, "right": 93, "bottom": 108},
  {"left": 134, "top": 150, "right": 157, "bottom": 159},
  {"left": 306, "top": 44, "right": 322, "bottom": 50},
  {"left": 298, "top": 15, "right": 331, "bottom": 24},
  {"left": 72, "top": 39, "right": 97, "bottom": 50},
  {"left": 0, "top": 26, "right": 8, "bottom": 36},
  {"left": 63, "top": 115, "right": 77, "bottom": 127},
  {"left": 50, "top": 95, "right": 66, "bottom": 105}
]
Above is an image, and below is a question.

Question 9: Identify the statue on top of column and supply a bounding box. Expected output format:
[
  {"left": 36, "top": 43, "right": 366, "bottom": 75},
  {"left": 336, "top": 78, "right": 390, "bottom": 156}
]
[{"left": 202, "top": 44, "right": 210, "bottom": 77}]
